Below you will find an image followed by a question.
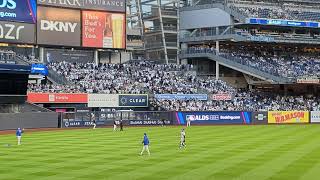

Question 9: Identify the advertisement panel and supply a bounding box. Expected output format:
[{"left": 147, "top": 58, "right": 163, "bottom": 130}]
[
  {"left": 31, "top": 64, "right": 48, "bottom": 76},
  {"left": 154, "top": 94, "right": 207, "bottom": 100},
  {"left": 44, "top": 48, "right": 94, "bottom": 63},
  {"left": 0, "top": 21, "right": 35, "bottom": 44},
  {"left": 176, "top": 111, "right": 251, "bottom": 125},
  {"left": 37, "top": 0, "right": 125, "bottom": 12},
  {"left": 63, "top": 119, "right": 106, "bottom": 128},
  {"left": 82, "top": 11, "right": 126, "bottom": 49},
  {"left": 88, "top": 94, "right": 118, "bottom": 107},
  {"left": 251, "top": 112, "right": 268, "bottom": 124},
  {"left": 129, "top": 120, "right": 172, "bottom": 126},
  {"left": 211, "top": 93, "right": 233, "bottom": 101},
  {"left": 248, "top": 18, "right": 319, "bottom": 28},
  {"left": 0, "top": 0, "right": 36, "bottom": 23},
  {"left": 268, "top": 111, "right": 309, "bottom": 124},
  {"left": 297, "top": 78, "right": 320, "bottom": 84},
  {"left": 311, "top": 111, "right": 320, "bottom": 123},
  {"left": 119, "top": 94, "right": 148, "bottom": 107},
  {"left": 37, "top": 6, "right": 81, "bottom": 46},
  {"left": 27, "top": 93, "right": 87, "bottom": 103}
]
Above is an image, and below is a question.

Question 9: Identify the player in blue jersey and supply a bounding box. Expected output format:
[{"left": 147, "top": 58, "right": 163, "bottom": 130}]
[
  {"left": 16, "top": 128, "right": 24, "bottom": 145},
  {"left": 140, "top": 133, "right": 150, "bottom": 156}
]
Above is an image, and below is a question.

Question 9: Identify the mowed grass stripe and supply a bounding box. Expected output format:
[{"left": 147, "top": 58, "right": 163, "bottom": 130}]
[
  {"left": 0, "top": 126, "right": 286, "bottom": 179},
  {"left": 1, "top": 126, "right": 320, "bottom": 180},
  {"left": 210, "top": 126, "right": 320, "bottom": 180},
  {"left": 106, "top": 126, "right": 291, "bottom": 180},
  {"left": 165, "top": 126, "right": 307, "bottom": 180},
  {"left": 231, "top": 126, "right": 320, "bottom": 180}
]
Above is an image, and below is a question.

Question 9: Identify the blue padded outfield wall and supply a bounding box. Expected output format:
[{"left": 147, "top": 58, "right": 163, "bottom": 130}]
[{"left": 175, "top": 111, "right": 251, "bottom": 125}]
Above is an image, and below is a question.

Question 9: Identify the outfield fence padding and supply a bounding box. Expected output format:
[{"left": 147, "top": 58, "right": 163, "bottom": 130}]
[{"left": 0, "top": 112, "right": 59, "bottom": 130}]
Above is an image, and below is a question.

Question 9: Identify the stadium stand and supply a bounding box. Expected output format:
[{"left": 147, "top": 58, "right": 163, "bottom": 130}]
[
  {"left": 227, "top": 0, "right": 320, "bottom": 21},
  {"left": 27, "top": 60, "right": 320, "bottom": 111},
  {"left": 186, "top": 46, "right": 320, "bottom": 79}
]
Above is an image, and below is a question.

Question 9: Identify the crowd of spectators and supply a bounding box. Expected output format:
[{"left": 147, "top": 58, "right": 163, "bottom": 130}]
[
  {"left": 29, "top": 61, "right": 234, "bottom": 94},
  {"left": 186, "top": 46, "right": 320, "bottom": 79},
  {"left": 28, "top": 60, "right": 320, "bottom": 111},
  {"left": 151, "top": 92, "right": 320, "bottom": 111},
  {"left": 229, "top": 2, "right": 320, "bottom": 21},
  {"left": 0, "top": 50, "right": 16, "bottom": 64}
]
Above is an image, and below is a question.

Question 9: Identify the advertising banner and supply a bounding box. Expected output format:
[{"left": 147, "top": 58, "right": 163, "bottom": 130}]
[
  {"left": 176, "top": 111, "right": 251, "bottom": 125},
  {"left": 248, "top": 18, "right": 319, "bottom": 28},
  {"left": 0, "top": 21, "right": 35, "bottom": 44},
  {"left": 0, "top": 0, "right": 36, "bottom": 23},
  {"left": 154, "top": 94, "right": 207, "bottom": 100},
  {"left": 82, "top": 11, "right": 126, "bottom": 49},
  {"left": 88, "top": 94, "right": 118, "bottom": 107},
  {"left": 119, "top": 94, "right": 148, "bottom": 107},
  {"left": 212, "top": 93, "right": 233, "bottom": 101},
  {"left": 27, "top": 93, "right": 88, "bottom": 103},
  {"left": 31, "top": 64, "right": 48, "bottom": 76},
  {"left": 44, "top": 48, "right": 94, "bottom": 63},
  {"left": 129, "top": 120, "right": 172, "bottom": 126},
  {"left": 251, "top": 111, "right": 268, "bottom": 124},
  {"left": 62, "top": 120, "right": 106, "bottom": 128},
  {"left": 268, "top": 111, "right": 309, "bottom": 124},
  {"left": 297, "top": 78, "right": 320, "bottom": 84},
  {"left": 311, "top": 111, "right": 320, "bottom": 123},
  {"left": 37, "top": 0, "right": 126, "bottom": 12},
  {"left": 37, "top": 6, "right": 81, "bottom": 46}
]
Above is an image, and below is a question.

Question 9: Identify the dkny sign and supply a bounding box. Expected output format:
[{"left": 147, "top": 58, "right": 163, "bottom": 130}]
[
  {"left": 40, "top": 20, "right": 78, "bottom": 33},
  {"left": 37, "top": 0, "right": 126, "bottom": 12},
  {"left": 37, "top": 6, "right": 81, "bottom": 46},
  {"left": 0, "top": 21, "right": 35, "bottom": 44}
]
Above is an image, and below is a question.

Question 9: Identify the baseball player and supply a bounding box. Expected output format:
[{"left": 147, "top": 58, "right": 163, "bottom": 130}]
[
  {"left": 120, "top": 120, "right": 123, "bottom": 131},
  {"left": 91, "top": 113, "right": 96, "bottom": 129},
  {"left": 113, "top": 120, "right": 117, "bottom": 131},
  {"left": 140, "top": 133, "right": 150, "bottom": 156},
  {"left": 187, "top": 117, "right": 191, "bottom": 127},
  {"left": 180, "top": 128, "right": 186, "bottom": 149},
  {"left": 16, "top": 128, "right": 23, "bottom": 145}
]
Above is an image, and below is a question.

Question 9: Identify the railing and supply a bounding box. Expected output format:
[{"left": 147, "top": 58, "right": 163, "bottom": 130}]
[
  {"left": 145, "top": 26, "right": 177, "bottom": 32},
  {"left": 145, "top": 42, "right": 178, "bottom": 48},
  {"left": 47, "top": 69, "right": 70, "bottom": 85},
  {"left": 183, "top": 48, "right": 280, "bottom": 76},
  {"left": 181, "top": 26, "right": 320, "bottom": 44},
  {"left": 142, "top": 11, "right": 177, "bottom": 18}
]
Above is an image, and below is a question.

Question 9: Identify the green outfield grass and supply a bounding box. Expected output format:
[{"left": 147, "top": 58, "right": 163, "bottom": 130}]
[{"left": 1, "top": 125, "right": 320, "bottom": 180}]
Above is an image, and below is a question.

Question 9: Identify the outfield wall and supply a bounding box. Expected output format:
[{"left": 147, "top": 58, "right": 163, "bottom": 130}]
[
  {"left": 0, "top": 112, "right": 59, "bottom": 130},
  {"left": 60, "top": 110, "right": 320, "bottom": 128},
  {"left": 1, "top": 110, "right": 319, "bottom": 131}
]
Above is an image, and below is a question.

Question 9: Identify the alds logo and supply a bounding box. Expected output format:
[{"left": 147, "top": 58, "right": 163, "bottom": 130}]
[
  {"left": 40, "top": 20, "right": 77, "bottom": 32},
  {"left": 0, "top": 23, "right": 24, "bottom": 40},
  {"left": 0, "top": 0, "right": 16, "bottom": 9}
]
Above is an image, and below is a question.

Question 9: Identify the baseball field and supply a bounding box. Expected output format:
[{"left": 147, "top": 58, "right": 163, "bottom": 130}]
[{"left": 1, "top": 125, "right": 320, "bottom": 180}]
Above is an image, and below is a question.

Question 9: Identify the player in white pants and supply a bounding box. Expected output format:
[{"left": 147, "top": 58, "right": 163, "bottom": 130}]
[
  {"left": 16, "top": 128, "right": 23, "bottom": 145},
  {"left": 91, "top": 113, "right": 96, "bottom": 129},
  {"left": 113, "top": 121, "right": 117, "bottom": 131},
  {"left": 180, "top": 129, "right": 186, "bottom": 149},
  {"left": 187, "top": 118, "right": 191, "bottom": 127},
  {"left": 140, "top": 133, "right": 150, "bottom": 155}
]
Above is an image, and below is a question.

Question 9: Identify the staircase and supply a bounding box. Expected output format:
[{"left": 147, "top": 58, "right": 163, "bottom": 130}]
[
  {"left": 15, "top": 55, "right": 70, "bottom": 85},
  {"left": 47, "top": 69, "right": 70, "bottom": 85}
]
